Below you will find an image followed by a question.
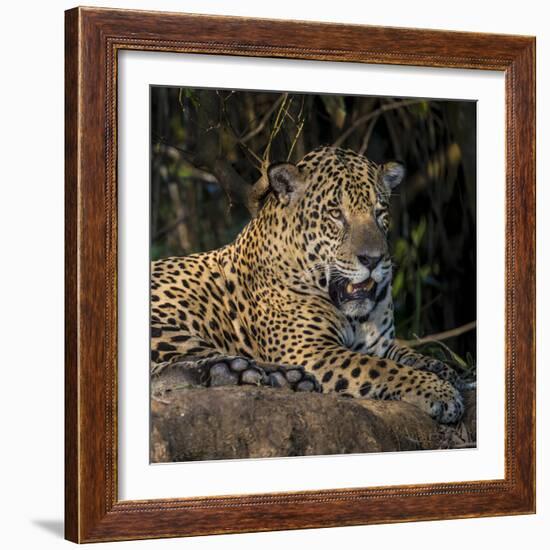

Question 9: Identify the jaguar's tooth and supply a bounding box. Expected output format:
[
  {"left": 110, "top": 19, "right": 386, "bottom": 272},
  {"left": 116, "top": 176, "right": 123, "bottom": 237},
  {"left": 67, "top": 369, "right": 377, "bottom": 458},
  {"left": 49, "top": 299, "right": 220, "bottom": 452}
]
[
  {"left": 346, "top": 283, "right": 354, "bottom": 294},
  {"left": 365, "top": 279, "right": 375, "bottom": 291}
]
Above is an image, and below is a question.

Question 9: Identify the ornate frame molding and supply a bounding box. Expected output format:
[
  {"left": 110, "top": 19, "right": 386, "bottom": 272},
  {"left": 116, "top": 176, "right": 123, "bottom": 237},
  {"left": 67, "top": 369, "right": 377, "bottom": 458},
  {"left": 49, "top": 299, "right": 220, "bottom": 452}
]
[{"left": 65, "top": 7, "right": 535, "bottom": 542}]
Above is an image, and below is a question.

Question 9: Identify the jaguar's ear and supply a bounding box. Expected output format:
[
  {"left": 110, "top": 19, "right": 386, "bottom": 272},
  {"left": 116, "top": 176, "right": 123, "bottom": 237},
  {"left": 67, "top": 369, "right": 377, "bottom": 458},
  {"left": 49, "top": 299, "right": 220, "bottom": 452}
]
[
  {"left": 267, "top": 162, "right": 306, "bottom": 207},
  {"left": 380, "top": 161, "right": 405, "bottom": 190}
]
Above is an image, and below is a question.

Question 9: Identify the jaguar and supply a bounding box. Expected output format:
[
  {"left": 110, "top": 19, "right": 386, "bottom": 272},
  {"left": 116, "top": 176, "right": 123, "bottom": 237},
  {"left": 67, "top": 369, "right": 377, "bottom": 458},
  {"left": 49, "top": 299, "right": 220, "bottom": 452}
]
[{"left": 150, "top": 146, "right": 465, "bottom": 423}]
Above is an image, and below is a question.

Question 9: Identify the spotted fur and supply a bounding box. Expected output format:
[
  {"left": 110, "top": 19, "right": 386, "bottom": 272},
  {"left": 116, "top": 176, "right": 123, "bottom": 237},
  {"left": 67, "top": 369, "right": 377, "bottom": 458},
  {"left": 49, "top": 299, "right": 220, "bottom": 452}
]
[{"left": 151, "top": 147, "right": 464, "bottom": 423}]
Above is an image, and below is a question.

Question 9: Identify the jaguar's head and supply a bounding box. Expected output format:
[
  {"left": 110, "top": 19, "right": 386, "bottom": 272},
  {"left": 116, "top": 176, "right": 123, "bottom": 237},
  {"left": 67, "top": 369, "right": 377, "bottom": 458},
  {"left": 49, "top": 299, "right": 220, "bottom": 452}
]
[{"left": 267, "top": 146, "right": 404, "bottom": 318}]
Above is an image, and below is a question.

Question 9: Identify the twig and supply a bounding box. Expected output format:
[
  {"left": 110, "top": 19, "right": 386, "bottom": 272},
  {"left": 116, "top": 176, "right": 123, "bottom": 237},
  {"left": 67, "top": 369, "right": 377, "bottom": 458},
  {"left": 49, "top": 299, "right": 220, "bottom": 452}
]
[
  {"left": 153, "top": 137, "right": 198, "bottom": 165},
  {"left": 237, "top": 140, "right": 263, "bottom": 169},
  {"left": 239, "top": 95, "right": 286, "bottom": 143},
  {"left": 217, "top": 100, "right": 263, "bottom": 170},
  {"left": 263, "top": 93, "right": 289, "bottom": 163},
  {"left": 400, "top": 321, "right": 476, "bottom": 347},
  {"left": 332, "top": 99, "right": 425, "bottom": 148},
  {"left": 287, "top": 119, "right": 305, "bottom": 161},
  {"left": 153, "top": 139, "right": 255, "bottom": 214},
  {"left": 153, "top": 213, "right": 187, "bottom": 241},
  {"left": 358, "top": 115, "right": 379, "bottom": 155}
]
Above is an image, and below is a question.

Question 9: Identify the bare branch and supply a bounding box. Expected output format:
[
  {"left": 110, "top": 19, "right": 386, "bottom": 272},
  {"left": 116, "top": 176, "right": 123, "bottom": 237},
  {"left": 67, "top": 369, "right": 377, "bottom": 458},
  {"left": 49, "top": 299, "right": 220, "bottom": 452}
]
[
  {"left": 154, "top": 140, "right": 260, "bottom": 214},
  {"left": 358, "top": 115, "right": 379, "bottom": 156},
  {"left": 239, "top": 95, "right": 286, "bottom": 143},
  {"left": 399, "top": 321, "right": 476, "bottom": 348},
  {"left": 332, "top": 99, "right": 425, "bottom": 148},
  {"left": 263, "top": 93, "right": 289, "bottom": 163},
  {"left": 287, "top": 118, "right": 305, "bottom": 161}
]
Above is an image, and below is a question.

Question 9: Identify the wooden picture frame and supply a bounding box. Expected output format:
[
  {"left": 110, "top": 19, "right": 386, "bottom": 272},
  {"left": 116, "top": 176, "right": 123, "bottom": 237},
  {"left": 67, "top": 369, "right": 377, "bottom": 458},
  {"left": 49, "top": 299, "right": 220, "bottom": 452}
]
[{"left": 65, "top": 6, "right": 536, "bottom": 543}]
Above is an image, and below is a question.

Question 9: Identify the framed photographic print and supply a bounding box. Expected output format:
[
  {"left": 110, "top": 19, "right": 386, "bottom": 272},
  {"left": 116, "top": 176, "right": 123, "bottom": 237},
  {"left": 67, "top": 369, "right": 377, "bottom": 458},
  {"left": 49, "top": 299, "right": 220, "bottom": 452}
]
[{"left": 65, "top": 6, "right": 535, "bottom": 543}]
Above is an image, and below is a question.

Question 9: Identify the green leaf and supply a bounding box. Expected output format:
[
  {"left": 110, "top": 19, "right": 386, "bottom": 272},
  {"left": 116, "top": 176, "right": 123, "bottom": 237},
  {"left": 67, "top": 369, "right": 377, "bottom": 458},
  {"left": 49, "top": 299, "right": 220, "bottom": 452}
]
[
  {"left": 411, "top": 217, "right": 427, "bottom": 248},
  {"left": 427, "top": 340, "right": 470, "bottom": 371},
  {"left": 181, "top": 88, "right": 200, "bottom": 110},
  {"left": 394, "top": 238, "right": 408, "bottom": 262},
  {"left": 419, "top": 265, "right": 431, "bottom": 280},
  {"left": 410, "top": 101, "right": 430, "bottom": 118},
  {"left": 392, "top": 270, "right": 404, "bottom": 298}
]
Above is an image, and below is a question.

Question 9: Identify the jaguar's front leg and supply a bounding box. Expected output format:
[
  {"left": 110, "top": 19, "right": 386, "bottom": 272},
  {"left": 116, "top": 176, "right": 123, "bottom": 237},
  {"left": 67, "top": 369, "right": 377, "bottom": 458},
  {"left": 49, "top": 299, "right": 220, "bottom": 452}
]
[
  {"left": 151, "top": 323, "right": 320, "bottom": 394},
  {"left": 300, "top": 342, "right": 464, "bottom": 423}
]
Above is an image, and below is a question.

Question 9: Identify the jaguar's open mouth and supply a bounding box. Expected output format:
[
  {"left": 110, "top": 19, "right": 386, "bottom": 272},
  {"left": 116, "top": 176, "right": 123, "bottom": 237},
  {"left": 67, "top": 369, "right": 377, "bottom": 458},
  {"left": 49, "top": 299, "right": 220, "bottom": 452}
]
[{"left": 329, "top": 277, "right": 378, "bottom": 306}]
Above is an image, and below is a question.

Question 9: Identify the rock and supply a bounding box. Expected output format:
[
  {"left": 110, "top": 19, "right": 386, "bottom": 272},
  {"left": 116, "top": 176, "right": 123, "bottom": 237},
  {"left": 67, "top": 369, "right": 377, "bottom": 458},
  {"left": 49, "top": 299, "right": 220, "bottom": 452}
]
[
  {"left": 150, "top": 386, "right": 448, "bottom": 462},
  {"left": 462, "top": 389, "right": 477, "bottom": 440}
]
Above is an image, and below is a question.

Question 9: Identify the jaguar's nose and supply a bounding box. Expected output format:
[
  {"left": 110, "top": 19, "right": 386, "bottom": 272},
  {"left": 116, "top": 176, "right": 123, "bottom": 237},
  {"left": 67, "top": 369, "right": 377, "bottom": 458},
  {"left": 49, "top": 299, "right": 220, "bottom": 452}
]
[{"left": 357, "top": 254, "right": 383, "bottom": 270}]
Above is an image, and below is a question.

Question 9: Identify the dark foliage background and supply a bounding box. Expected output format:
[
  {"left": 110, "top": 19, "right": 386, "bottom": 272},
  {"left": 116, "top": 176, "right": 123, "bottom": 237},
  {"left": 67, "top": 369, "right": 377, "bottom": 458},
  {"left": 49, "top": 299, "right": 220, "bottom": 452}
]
[{"left": 150, "top": 87, "right": 476, "bottom": 373}]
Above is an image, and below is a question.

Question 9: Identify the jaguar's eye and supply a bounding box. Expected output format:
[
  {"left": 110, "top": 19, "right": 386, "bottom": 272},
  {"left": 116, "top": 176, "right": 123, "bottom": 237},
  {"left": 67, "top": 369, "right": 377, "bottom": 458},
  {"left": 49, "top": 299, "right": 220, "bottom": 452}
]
[{"left": 328, "top": 208, "right": 344, "bottom": 221}]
